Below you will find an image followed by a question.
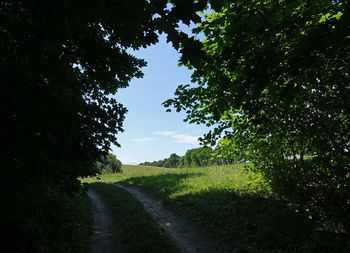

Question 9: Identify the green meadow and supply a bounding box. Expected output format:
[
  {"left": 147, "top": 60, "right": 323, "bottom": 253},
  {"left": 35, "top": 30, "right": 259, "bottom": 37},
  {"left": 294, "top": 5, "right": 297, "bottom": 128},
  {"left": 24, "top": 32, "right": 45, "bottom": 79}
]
[{"left": 83, "top": 164, "right": 348, "bottom": 252}]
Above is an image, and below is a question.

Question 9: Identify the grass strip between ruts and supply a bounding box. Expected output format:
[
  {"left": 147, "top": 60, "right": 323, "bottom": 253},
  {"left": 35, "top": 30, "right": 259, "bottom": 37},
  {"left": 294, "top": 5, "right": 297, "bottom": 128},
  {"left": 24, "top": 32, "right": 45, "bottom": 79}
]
[{"left": 89, "top": 182, "right": 179, "bottom": 253}]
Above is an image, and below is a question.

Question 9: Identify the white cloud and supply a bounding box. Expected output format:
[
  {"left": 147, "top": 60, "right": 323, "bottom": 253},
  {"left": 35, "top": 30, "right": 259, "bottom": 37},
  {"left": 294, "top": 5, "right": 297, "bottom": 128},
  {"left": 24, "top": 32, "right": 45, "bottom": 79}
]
[
  {"left": 131, "top": 138, "right": 156, "bottom": 144},
  {"left": 119, "top": 156, "right": 140, "bottom": 165},
  {"left": 154, "top": 131, "right": 176, "bottom": 136},
  {"left": 154, "top": 131, "right": 199, "bottom": 145}
]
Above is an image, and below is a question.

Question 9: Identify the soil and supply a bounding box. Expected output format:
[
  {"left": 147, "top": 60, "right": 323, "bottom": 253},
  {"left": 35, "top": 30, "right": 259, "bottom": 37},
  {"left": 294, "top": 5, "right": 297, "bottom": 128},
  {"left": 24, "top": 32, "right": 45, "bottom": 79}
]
[
  {"left": 87, "top": 189, "right": 125, "bottom": 253},
  {"left": 115, "top": 183, "right": 229, "bottom": 253}
]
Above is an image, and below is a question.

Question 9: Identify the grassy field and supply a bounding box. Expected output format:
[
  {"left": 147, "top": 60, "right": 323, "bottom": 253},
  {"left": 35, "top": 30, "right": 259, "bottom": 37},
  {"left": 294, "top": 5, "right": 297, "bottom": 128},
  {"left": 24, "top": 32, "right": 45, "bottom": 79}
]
[{"left": 83, "top": 164, "right": 348, "bottom": 253}]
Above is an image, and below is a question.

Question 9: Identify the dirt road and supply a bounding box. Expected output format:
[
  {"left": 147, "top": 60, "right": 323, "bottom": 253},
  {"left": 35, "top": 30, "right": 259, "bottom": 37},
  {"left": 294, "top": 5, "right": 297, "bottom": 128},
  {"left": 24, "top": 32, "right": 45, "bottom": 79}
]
[
  {"left": 115, "top": 183, "right": 228, "bottom": 253},
  {"left": 87, "top": 189, "right": 125, "bottom": 253}
]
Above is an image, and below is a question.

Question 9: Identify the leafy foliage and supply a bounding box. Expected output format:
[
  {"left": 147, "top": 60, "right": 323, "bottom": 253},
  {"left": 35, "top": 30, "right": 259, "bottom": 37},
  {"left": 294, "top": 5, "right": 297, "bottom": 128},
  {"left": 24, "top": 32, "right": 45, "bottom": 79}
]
[
  {"left": 96, "top": 153, "right": 122, "bottom": 174},
  {"left": 0, "top": 0, "right": 207, "bottom": 251},
  {"left": 183, "top": 147, "right": 213, "bottom": 167},
  {"left": 213, "top": 137, "right": 247, "bottom": 164},
  {"left": 164, "top": 0, "right": 350, "bottom": 232}
]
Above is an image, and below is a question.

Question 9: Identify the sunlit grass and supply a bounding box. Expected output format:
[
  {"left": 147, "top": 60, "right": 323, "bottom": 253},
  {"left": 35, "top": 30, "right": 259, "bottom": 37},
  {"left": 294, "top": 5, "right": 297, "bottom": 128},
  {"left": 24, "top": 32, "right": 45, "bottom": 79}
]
[
  {"left": 83, "top": 164, "right": 347, "bottom": 252},
  {"left": 82, "top": 165, "right": 175, "bottom": 183},
  {"left": 83, "top": 164, "right": 269, "bottom": 193}
]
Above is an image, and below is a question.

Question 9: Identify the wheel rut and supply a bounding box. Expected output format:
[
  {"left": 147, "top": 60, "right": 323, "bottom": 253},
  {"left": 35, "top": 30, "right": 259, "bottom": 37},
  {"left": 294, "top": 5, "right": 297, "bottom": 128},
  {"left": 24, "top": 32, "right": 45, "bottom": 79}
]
[
  {"left": 115, "top": 183, "right": 228, "bottom": 253},
  {"left": 87, "top": 189, "right": 125, "bottom": 253}
]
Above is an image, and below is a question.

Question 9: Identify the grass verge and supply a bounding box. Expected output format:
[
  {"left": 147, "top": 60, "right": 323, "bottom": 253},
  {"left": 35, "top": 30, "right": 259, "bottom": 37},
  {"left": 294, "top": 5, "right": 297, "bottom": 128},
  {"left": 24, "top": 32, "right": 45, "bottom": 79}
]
[{"left": 89, "top": 182, "right": 178, "bottom": 253}]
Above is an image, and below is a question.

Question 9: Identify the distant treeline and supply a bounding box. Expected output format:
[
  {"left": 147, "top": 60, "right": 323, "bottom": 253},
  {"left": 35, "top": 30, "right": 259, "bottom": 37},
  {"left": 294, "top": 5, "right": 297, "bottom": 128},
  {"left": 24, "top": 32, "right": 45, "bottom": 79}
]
[{"left": 139, "top": 144, "right": 245, "bottom": 168}]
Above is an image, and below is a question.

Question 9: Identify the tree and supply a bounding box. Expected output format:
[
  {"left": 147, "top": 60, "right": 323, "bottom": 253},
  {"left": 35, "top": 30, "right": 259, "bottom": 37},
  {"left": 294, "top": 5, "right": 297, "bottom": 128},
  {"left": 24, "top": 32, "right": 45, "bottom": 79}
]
[
  {"left": 184, "top": 149, "right": 194, "bottom": 167},
  {"left": 177, "top": 156, "right": 185, "bottom": 168},
  {"left": 140, "top": 148, "right": 216, "bottom": 168},
  {"left": 165, "top": 0, "right": 350, "bottom": 230},
  {"left": 140, "top": 153, "right": 181, "bottom": 168},
  {"left": 106, "top": 154, "right": 122, "bottom": 173},
  {"left": 166, "top": 153, "right": 181, "bottom": 168},
  {"left": 184, "top": 147, "right": 213, "bottom": 167},
  {"left": 96, "top": 153, "right": 122, "bottom": 173},
  {"left": 0, "top": 0, "right": 208, "bottom": 252}
]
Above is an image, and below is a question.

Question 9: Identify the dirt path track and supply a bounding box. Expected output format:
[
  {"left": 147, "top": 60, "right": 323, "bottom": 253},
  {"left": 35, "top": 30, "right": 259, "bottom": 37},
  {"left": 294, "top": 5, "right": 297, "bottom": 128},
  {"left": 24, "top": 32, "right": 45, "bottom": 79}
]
[
  {"left": 115, "top": 183, "right": 228, "bottom": 253},
  {"left": 87, "top": 189, "right": 125, "bottom": 253}
]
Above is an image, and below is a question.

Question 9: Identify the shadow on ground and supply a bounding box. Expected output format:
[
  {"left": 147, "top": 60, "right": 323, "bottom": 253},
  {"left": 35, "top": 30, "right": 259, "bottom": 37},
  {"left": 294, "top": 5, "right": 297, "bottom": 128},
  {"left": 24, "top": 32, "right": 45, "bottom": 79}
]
[
  {"left": 117, "top": 173, "right": 349, "bottom": 253},
  {"left": 120, "top": 172, "right": 203, "bottom": 198}
]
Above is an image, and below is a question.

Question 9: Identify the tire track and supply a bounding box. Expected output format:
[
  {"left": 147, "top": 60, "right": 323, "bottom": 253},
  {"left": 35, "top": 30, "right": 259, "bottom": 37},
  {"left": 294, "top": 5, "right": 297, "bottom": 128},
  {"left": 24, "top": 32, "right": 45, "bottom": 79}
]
[
  {"left": 87, "top": 189, "right": 125, "bottom": 253},
  {"left": 114, "top": 183, "right": 228, "bottom": 253}
]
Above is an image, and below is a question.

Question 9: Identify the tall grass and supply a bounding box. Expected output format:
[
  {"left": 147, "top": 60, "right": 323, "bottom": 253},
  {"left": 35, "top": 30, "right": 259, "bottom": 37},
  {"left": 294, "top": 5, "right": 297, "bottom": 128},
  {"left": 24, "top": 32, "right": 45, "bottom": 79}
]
[{"left": 83, "top": 164, "right": 349, "bottom": 252}]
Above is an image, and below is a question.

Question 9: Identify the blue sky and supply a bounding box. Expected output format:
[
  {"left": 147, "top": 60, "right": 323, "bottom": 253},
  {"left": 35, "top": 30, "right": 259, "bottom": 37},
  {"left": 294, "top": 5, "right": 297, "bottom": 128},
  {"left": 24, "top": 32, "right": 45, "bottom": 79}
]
[{"left": 111, "top": 33, "right": 209, "bottom": 165}]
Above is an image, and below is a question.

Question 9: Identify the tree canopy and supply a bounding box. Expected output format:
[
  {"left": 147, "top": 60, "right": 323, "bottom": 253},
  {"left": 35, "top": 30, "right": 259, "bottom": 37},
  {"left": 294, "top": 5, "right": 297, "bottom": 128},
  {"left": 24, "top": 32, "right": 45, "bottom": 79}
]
[
  {"left": 96, "top": 153, "right": 122, "bottom": 174},
  {"left": 0, "top": 0, "right": 209, "bottom": 252},
  {"left": 165, "top": 0, "right": 350, "bottom": 231},
  {"left": 2, "top": 0, "right": 350, "bottom": 250}
]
